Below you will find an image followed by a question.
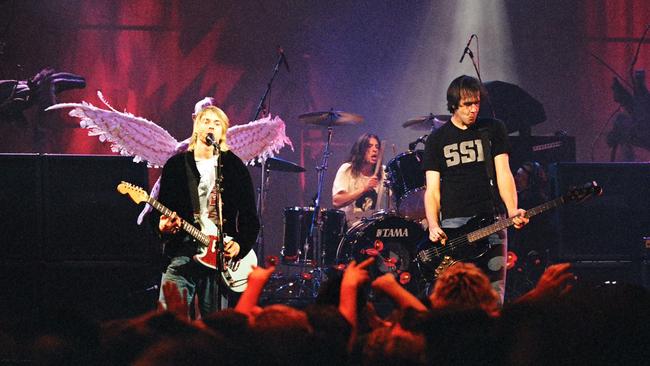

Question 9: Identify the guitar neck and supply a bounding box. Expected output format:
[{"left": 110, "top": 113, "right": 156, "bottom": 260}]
[
  {"left": 467, "top": 196, "right": 565, "bottom": 242},
  {"left": 146, "top": 197, "right": 210, "bottom": 246}
]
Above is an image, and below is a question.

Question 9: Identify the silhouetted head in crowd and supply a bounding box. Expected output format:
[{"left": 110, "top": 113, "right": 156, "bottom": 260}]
[
  {"left": 100, "top": 311, "right": 204, "bottom": 366},
  {"left": 250, "top": 304, "right": 316, "bottom": 365},
  {"left": 429, "top": 262, "right": 500, "bottom": 316},
  {"left": 132, "top": 332, "right": 229, "bottom": 366},
  {"left": 304, "top": 304, "right": 352, "bottom": 366},
  {"left": 362, "top": 324, "right": 427, "bottom": 366}
]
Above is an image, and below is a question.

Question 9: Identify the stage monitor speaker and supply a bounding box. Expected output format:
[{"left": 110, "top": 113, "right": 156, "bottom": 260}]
[
  {"left": 570, "top": 261, "right": 648, "bottom": 289},
  {"left": 0, "top": 262, "right": 160, "bottom": 323},
  {"left": 0, "top": 153, "right": 42, "bottom": 259},
  {"left": 39, "top": 261, "right": 160, "bottom": 320},
  {"left": 0, "top": 263, "right": 38, "bottom": 322},
  {"left": 509, "top": 135, "right": 575, "bottom": 172},
  {"left": 42, "top": 154, "right": 156, "bottom": 260},
  {"left": 550, "top": 163, "right": 650, "bottom": 261}
]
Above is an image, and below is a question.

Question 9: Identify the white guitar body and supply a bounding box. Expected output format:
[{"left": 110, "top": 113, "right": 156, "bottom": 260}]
[
  {"left": 219, "top": 246, "right": 258, "bottom": 293},
  {"left": 196, "top": 218, "right": 257, "bottom": 293}
]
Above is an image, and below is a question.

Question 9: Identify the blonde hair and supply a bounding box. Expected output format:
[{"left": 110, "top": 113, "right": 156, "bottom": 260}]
[
  {"left": 188, "top": 105, "right": 230, "bottom": 152},
  {"left": 429, "top": 262, "right": 500, "bottom": 316}
]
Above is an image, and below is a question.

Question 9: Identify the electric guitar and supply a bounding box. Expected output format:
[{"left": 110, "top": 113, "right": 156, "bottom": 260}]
[
  {"left": 117, "top": 181, "right": 257, "bottom": 292},
  {"left": 416, "top": 181, "right": 602, "bottom": 281}
]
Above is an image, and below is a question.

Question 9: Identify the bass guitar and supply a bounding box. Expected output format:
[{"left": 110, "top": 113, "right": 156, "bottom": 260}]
[
  {"left": 416, "top": 181, "right": 602, "bottom": 281},
  {"left": 117, "top": 181, "right": 257, "bottom": 292}
]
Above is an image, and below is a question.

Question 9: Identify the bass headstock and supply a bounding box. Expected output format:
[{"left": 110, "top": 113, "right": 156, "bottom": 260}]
[{"left": 564, "top": 181, "right": 603, "bottom": 203}]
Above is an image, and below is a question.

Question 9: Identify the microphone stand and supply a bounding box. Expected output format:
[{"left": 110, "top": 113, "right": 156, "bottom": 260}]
[
  {"left": 252, "top": 52, "right": 285, "bottom": 121},
  {"left": 255, "top": 161, "right": 271, "bottom": 261},
  {"left": 464, "top": 37, "right": 496, "bottom": 120},
  {"left": 212, "top": 141, "right": 226, "bottom": 310},
  {"left": 251, "top": 52, "right": 287, "bottom": 263}
]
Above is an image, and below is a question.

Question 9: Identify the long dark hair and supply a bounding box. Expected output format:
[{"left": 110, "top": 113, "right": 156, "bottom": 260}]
[{"left": 347, "top": 133, "right": 381, "bottom": 177}]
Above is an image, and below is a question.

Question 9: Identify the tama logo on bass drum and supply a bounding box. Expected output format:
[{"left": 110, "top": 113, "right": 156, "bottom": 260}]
[{"left": 375, "top": 228, "right": 409, "bottom": 238}]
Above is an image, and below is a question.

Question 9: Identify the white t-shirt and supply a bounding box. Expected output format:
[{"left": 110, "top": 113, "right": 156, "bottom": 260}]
[
  {"left": 332, "top": 162, "right": 387, "bottom": 224},
  {"left": 196, "top": 157, "right": 219, "bottom": 235}
]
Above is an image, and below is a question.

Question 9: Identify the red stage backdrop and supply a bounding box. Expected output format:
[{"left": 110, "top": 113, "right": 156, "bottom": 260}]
[{"left": 0, "top": 0, "right": 648, "bottom": 255}]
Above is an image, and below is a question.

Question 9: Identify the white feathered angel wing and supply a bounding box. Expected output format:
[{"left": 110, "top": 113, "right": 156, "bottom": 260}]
[
  {"left": 227, "top": 114, "right": 293, "bottom": 164},
  {"left": 46, "top": 92, "right": 179, "bottom": 168},
  {"left": 48, "top": 92, "right": 294, "bottom": 224},
  {"left": 47, "top": 91, "right": 293, "bottom": 167}
]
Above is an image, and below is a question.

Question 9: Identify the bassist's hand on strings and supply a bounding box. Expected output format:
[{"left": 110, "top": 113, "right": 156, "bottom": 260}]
[
  {"left": 509, "top": 208, "right": 529, "bottom": 229},
  {"left": 159, "top": 212, "right": 182, "bottom": 234},
  {"left": 429, "top": 226, "right": 448, "bottom": 245}
]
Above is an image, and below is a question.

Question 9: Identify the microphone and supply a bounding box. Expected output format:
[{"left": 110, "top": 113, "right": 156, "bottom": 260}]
[
  {"left": 278, "top": 46, "right": 290, "bottom": 72},
  {"left": 206, "top": 133, "right": 216, "bottom": 146},
  {"left": 459, "top": 34, "right": 475, "bottom": 63}
]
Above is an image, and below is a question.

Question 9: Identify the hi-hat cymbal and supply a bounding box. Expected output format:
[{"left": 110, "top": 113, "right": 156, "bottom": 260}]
[
  {"left": 402, "top": 114, "right": 450, "bottom": 131},
  {"left": 253, "top": 157, "right": 305, "bottom": 173},
  {"left": 298, "top": 110, "right": 364, "bottom": 126}
]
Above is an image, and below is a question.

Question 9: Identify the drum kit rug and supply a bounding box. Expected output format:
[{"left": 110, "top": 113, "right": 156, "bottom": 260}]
[{"left": 258, "top": 111, "right": 447, "bottom": 307}]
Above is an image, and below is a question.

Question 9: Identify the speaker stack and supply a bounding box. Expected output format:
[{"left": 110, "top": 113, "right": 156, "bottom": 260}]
[
  {"left": 0, "top": 154, "right": 160, "bottom": 322},
  {"left": 549, "top": 162, "right": 650, "bottom": 289}
]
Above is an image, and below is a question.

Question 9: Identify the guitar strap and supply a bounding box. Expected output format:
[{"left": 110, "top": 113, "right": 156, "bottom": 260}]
[
  {"left": 478, "top": 128, "right": 503, "bottom": 218},
  {"left": 184, "top": 152, "right": 202, "bottom": 224}
]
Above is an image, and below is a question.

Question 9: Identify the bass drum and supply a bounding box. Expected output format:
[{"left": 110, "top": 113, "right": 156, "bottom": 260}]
[{"left": 336, "top": 212, "right": 426, "bottom": 294}]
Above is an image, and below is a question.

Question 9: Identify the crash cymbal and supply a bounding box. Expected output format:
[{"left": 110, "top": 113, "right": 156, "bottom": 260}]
[
  {"left": 298, "top": 110, "right": 364, "bottom": 126},
  {"left": 254, "top": 157, "right": 305, "bottom": 173},
  {"left": 402, "top": 114, "right": 450, "bottom": 131}
]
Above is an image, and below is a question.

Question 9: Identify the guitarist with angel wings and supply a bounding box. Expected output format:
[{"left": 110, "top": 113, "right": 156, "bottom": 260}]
[
  {"left": 48, "top": 90, "right": 290, "bottom": 316},
  {"left": 422, "top": 75, "right": 529, "bottom": 304},
  {"left": 156, "top": 101, "right": 259, "bottom": 317}
]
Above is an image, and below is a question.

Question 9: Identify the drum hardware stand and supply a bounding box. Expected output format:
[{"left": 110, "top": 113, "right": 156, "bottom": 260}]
[
  {"left": 301, "top": 122, "right": 334, "bottom": 288},
  {"left": 283, "top": 109, "right": 363, "bottom": 301}
]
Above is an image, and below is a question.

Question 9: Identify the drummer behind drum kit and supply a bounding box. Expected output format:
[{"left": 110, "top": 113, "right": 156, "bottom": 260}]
[{"left": 260, "top": 111, "right": 449, "bottom": 305}]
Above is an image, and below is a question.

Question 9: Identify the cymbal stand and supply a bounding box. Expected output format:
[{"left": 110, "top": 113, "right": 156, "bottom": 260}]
[{"left": 301, "top": 122, "right": 334, "bottom": 288}]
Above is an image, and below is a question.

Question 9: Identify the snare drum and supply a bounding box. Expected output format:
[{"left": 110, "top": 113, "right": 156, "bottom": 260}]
[
  {"left": 282, "top": 207, "right": 346, "bottom": 265},
  {"left": 386, "top": 150, "right": 426, "bottom": 219}
]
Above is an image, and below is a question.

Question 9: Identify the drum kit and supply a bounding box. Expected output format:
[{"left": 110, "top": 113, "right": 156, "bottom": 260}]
[{"left": 258, "top": 110, "right": 449, "bottom": 305}]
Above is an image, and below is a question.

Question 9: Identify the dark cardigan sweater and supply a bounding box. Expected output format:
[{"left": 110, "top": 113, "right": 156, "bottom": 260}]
[{"left": 156, "top": 150, "right": 260, "bottom": 260}]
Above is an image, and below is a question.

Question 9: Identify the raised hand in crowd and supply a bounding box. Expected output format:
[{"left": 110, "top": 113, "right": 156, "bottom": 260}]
[
  {"left": 371, "top": 273, "right": 427, "bottom": 312},
  {"left": 338, "top": 257, "right": 374, "bottom": 348},
  {"left": 159, "top": 281, "right": 190, "bottom": 320},
  {"left": 516, "top": 262, "right": 575, "bottom": 303},
  {"left": 235, "top": 263, "right": 276, "bottom": 319}
]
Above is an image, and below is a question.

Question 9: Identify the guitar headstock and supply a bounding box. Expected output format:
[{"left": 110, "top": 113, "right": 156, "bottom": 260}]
[
  {"left": 565, "top": 181, "right": 603, "bottom": 203},
  {"left": 116, "top": 181, "right": 149, "bottom": 205}
]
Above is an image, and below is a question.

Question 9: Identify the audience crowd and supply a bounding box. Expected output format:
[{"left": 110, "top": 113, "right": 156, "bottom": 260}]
[{"left": 1, "top": 258, "right": 648, "bottom": 365}]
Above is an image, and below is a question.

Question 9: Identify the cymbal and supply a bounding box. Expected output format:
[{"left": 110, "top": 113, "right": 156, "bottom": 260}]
[
  {"left": 298, "top": 110, "right": 364, "bottom": 126},
  {"left": 402, "top": 114, "right": 450, "bottom": 131},
  {"left": 254, "top": 157, "right": 305, "bottom": 173}
]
